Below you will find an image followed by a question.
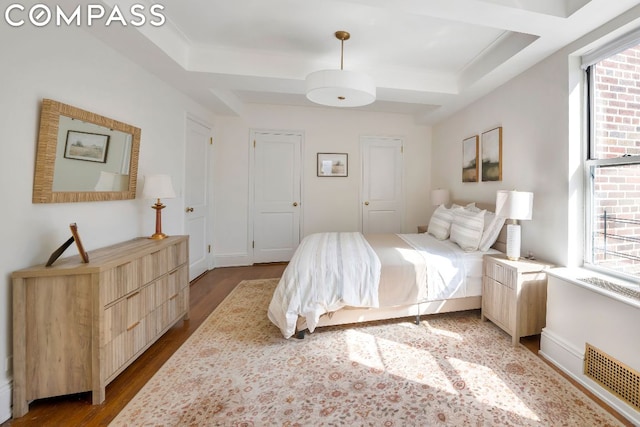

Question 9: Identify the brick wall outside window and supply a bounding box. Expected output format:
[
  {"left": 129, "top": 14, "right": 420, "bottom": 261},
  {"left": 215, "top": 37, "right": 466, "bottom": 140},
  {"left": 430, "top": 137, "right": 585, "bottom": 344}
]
[{"left": 592, "top": 45, "right": 640, "bottom": 277}]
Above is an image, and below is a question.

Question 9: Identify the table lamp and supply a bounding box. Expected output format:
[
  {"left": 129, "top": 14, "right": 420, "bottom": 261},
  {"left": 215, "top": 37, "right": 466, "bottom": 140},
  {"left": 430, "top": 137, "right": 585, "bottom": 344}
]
[
  {"left": 431, "top": 189, "right": 451, "bottom": 207},
  {"left": 495, "top": 190, "right": 533, "bottom": 260},
  {"left": 142, "top": 174, "right": 176, "bottom": 240}
]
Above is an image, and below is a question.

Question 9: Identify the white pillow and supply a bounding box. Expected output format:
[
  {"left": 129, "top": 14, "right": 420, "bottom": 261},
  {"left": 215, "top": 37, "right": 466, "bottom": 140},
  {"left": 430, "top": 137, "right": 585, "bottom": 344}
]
[
  {"left": 478, "top": 211, "right": 506, "bottom": 251},
  {"left": 450, "top": 208, "right": 486, "bottom": 251},
  {"left": 451, "top": 203, "right": 477, "bottom": 212},
  {"left": 427, "top": 205, "right": 455, "bottom": 240}
]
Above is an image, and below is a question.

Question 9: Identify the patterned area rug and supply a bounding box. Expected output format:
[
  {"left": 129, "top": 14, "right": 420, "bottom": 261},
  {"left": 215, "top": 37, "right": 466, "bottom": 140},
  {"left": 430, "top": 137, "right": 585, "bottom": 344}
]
[{"left": 110, "top": 279, "right": 626, "bottom": 426}]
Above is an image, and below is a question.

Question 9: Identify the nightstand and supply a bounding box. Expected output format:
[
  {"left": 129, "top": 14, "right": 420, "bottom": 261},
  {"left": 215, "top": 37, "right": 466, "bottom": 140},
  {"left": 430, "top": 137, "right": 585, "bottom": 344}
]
[
  {"left": 417, "top": 225, "right": 428, "bottom": 233},
  {"left": 481, "top": 254, "right": 553, "bottom": 346}
]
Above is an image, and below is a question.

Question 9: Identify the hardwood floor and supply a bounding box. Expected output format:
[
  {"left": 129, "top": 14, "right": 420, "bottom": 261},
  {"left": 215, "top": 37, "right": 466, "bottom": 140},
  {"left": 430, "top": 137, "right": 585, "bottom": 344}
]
[{"left": 3, "top": 263, "right": 631, "bottom": 426}]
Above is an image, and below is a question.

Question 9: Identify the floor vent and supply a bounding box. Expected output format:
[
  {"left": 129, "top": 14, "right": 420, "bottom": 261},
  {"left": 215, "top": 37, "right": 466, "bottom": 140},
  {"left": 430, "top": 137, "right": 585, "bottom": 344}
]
[{"left": 584, "top": 343, "right": 640, "bottom": 412}]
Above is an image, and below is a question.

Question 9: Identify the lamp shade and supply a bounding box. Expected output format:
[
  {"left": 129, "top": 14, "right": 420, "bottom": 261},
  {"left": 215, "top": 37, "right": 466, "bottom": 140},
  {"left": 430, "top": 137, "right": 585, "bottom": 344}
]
[
  {"left": 431, "top": 189, "right": 451, "bottom": 206},
  {"left": 495, "top": 190, "right": 533, "bottom": 220},
  {"left": 142, "top": 174, "right": 176, "bottom": 200},
  {"left": 305, "top": 69, "right": 376, "bottom": 107},
  {"left": 94, "top": 171, "right": 129, "bottom": 191}
]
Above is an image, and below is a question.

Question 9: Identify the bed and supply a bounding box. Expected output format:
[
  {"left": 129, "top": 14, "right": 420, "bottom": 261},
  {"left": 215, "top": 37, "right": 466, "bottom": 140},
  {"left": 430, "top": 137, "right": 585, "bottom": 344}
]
[{"left": 268, "top": 202, "right": 507, "bottom": 339}]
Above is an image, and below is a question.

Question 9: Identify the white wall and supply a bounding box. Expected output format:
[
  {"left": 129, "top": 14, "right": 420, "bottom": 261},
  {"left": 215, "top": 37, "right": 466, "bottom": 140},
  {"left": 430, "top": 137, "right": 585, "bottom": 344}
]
[
  {"left": 212, "top": 104, "right": 431, "bottom": 266},
  {"left": 541, "top": 269, "right": 640, "bottom": 425},
  {"left": 432, "top": 55, "right": 570, "bottom": 265},
  {"left": 432, "top": 9, "right": 640, "bottom": 267},
  {"left": 0, "top": 25, "right": 213, "bottom": 421}
]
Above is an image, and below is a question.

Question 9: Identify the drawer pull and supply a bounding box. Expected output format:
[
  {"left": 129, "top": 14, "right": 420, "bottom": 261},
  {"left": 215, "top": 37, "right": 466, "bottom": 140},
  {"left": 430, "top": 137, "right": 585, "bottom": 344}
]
[
  {"left": 169, "top": 293, "right": 178, "bottom": 301},
  {"left": 127, "top": 291, "right": 140, "bottom": 300},
  {"left": 127, "top": 321, "right": 140, "bottom": 331}
]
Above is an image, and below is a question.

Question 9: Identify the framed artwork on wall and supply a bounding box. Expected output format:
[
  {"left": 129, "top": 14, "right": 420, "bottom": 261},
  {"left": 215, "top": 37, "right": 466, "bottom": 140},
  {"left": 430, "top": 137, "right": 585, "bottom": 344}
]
[
  {"left": 462, "top": 135, "right": 479, "bottom": 182},
  {"left": 317, "top": 153, "right": 348, "bottom": 177},
  {"left": 64, "top": 130, "right": 110, "bottom": 163},
  {"left": 481, "top": 127, "right": 502, "bottom": 181}
]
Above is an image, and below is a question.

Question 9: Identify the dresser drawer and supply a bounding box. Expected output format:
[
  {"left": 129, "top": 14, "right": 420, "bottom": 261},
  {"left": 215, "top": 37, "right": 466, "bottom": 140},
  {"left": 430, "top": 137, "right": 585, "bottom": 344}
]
[{"left": 484, "top": 259, "right": 516, "bottom": 289}]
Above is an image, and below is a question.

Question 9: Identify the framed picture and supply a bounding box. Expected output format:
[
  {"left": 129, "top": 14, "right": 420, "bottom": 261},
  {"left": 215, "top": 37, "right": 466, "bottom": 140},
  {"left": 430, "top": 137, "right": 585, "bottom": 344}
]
[
  {"left": 481, "top": 127, "right": 502, "bottom": 181},
  {"left": 69, "top": 223, "right": 90, "bottom": 263},
  {"left": 64, "top": 130, "right": 110, "bottom": 163},
  {"left": 462, "top": 135, "right": 479, "bottom": 182},
  {"left": 45, "top": 222, "right": 89, "bottom": 266},
  {"left": 317, "top": 153, "right": 348, "bottom": 177}
]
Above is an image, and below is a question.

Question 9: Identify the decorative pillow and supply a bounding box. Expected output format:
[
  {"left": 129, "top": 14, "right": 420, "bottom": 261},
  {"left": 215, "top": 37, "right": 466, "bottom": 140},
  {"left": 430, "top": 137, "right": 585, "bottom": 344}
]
[
  {"left": 450, "top": 208, "right": 486, "bottom": 251},
  {"left": 451, "top": 203, "right": 476, "bottom": 211},
  {"left": 478, "top": 212, "right": 506, "bottom": 251},
  {"left": 427, "top": 204, "right": 455, "bottom": 240}
]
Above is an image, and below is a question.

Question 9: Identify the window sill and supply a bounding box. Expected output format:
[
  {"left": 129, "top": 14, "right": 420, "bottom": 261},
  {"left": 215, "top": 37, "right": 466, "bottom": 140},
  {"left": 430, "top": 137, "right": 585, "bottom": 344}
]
[{"left": 547, "top": 267, "right": 640, "bottom": 309}]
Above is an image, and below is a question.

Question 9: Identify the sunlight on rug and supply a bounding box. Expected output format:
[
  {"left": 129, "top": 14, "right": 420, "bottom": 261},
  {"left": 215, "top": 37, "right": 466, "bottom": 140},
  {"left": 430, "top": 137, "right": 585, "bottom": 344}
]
[{"left": 110, "top": 278, "right": 626, "bottom": 426}]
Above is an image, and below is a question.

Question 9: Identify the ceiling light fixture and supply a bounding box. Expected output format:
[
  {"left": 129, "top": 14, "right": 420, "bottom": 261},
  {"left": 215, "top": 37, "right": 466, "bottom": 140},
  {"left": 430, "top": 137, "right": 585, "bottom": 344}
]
[{"left": 305, "top": 30, "right": 376, "bottom": 107}]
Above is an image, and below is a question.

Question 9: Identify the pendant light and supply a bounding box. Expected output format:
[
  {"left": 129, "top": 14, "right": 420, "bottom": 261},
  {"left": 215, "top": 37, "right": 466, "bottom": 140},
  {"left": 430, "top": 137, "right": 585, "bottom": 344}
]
[{"left": 305, "top": 31, "right": 376, "bottom": 107}]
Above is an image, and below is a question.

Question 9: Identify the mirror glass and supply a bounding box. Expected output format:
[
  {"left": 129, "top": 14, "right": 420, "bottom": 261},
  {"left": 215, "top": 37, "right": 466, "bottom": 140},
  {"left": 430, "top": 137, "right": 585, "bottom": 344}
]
[{"left": 33, "top": 99, "right": 141, "bottom": 203}]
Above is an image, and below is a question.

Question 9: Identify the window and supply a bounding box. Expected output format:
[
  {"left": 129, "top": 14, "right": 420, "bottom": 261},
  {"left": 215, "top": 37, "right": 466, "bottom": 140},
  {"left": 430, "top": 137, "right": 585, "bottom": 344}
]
[{"left": 585, "top": 43, "right": 640, "bottom": 282}]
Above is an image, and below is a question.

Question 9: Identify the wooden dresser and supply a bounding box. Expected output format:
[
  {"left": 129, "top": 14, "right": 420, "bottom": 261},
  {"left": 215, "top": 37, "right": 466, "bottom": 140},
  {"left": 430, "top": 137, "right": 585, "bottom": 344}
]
[{"left": 12, "top": 235, "right": 189, "bottom": 417}]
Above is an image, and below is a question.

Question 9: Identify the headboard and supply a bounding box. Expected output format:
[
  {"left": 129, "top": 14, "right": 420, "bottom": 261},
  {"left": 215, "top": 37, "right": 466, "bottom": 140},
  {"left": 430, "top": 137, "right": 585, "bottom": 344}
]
[{"left": 452, "top": 200, "right": 507, "bottom": 253}]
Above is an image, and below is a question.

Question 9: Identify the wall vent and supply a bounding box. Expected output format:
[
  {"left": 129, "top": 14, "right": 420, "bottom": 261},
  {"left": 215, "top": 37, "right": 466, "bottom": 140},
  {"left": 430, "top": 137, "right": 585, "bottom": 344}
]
[
  {"left": 578, "top": 277, "right": 640, "bottom": 302},
  {"left": 584, "top": 343, "right": 640, "bottom": 412}
]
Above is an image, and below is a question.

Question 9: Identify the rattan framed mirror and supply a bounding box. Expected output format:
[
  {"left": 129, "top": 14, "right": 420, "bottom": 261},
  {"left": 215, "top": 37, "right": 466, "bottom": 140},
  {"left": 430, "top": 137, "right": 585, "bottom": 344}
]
[{"left": 33, "top": 99, "right": 141, "bottom": 203}]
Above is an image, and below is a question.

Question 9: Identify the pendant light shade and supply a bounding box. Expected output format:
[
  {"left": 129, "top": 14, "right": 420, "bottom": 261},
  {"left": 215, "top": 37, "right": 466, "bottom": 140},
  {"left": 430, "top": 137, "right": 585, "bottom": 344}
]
[{"left": 305, "top": 31, "right": 376, "bottom": 107}]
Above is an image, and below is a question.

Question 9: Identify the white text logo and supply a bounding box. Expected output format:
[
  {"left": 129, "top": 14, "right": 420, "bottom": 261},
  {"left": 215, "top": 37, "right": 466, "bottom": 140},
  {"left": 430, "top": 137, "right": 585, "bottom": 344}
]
[{"left": 4, "top": 3, "right": 166, "bottom": 27}]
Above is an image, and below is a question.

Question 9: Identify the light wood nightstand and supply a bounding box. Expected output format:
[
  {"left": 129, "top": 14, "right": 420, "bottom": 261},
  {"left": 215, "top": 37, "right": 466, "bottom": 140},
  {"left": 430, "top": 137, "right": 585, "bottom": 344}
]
[
  {"left": 417, "top": 225, "right": 428, "bottom": 233},
  {"left": 481, "top": 254, "right": 553, "bottom": 346}
]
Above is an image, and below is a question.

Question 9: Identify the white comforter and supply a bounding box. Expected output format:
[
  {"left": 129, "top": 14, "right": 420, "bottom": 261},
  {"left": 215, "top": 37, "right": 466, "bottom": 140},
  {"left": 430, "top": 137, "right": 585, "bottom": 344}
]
[
  {"left": 397, "top": 233, "right": 467, "bottom": 300},
  {"left": 267, "top": 232, "right": 381, "bottom": 339}
]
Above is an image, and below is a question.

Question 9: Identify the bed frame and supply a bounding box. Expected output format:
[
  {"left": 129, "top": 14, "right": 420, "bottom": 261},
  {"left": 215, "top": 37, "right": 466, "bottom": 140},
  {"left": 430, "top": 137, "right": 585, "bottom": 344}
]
[{"left": 295, "top": 201, "right": 506, "bottom": 337}]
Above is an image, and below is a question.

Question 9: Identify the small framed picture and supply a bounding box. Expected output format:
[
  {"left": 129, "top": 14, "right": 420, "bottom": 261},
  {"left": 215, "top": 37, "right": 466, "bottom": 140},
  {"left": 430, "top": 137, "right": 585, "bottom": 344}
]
[
  {"left": 64, "top": 130, "right": 110, "bottom": 163},
  {"left": 317, "top": 153, "right": 348, "bottom": 177},
  {"left": 481, "top": 127, "right": 502, "bottom": 181},
  {"left": 70, "top": 223, "right": 89, "bottom": 263},
  {"left": 462, "top": 135, "right": 479, "bottom": 182}
]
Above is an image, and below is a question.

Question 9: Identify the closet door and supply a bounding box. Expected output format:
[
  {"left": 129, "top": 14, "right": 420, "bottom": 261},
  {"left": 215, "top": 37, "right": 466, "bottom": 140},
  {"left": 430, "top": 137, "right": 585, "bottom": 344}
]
[
  {"left": 252, "top": 131, "right": 302, "bottom": 263},
  {"left": 184, "top": 116, "right": 212, "bottom": 280},
  {"left": 361, "top": 136, "right": 404, "bottom": 234}
]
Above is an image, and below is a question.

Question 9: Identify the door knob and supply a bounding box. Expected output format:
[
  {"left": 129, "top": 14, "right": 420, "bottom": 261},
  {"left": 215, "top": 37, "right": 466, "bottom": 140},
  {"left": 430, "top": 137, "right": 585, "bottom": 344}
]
[
  {"left": 293, "top": 202, "right": 298, "bottom": 207},
  {"left": 364, "top": 201, "right": 369, "bottom": 206},
  {"left": 185, "top": 207, "right": 194, "bottom": 213}
]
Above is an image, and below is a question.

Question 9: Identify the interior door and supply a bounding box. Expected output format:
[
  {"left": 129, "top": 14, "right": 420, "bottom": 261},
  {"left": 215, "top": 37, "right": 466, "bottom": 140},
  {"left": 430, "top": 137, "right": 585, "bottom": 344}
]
[
  {"left": 184, "top": 117, "right": 211, "bottom": 280},
  {"left": 361, "top": 137, "right": 404, "bottom": 233},
  {"left": 252, "top": 131, "right": 302, "bottom": 263}
]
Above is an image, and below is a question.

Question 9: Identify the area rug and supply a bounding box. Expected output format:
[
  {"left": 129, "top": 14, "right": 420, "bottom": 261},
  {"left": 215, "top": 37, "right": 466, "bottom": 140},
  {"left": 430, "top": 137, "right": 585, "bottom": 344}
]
[{"left": 110, "top": 279, "right": 627, "bottom": 426}]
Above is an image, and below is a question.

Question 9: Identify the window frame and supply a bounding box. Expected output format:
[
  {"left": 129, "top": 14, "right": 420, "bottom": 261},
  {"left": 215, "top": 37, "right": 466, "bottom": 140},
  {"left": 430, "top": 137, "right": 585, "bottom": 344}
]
[{"left": 584, "top": 59, "right": 640, "bottom": 284}]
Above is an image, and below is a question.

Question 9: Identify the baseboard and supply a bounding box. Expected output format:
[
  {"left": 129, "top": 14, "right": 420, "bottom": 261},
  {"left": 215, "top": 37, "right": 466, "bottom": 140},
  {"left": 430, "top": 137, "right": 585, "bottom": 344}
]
[
  {"left": 539, "top": 328, "right": 584, "bottom": 375},
  {"left": 540, "top": 329, "right": 640, "bottom": 426},
  {"left": 213, "top": 252, "right": 251, "bottom": 267},
  {"left": 0, "top": 378, "right": 12, "bottom": 423}
]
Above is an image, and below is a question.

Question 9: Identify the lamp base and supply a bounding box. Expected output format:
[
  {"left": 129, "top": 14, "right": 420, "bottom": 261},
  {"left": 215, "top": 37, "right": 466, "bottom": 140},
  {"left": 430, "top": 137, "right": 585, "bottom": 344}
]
[
  {"left": 149, "top": 201, "right": 169, "bottom": 240},
  {"left": 149, "top": 232, "right": 168, "bottom": 240},
  {"left": 505, "top": 223, "right": 521, "bottom": 261}
]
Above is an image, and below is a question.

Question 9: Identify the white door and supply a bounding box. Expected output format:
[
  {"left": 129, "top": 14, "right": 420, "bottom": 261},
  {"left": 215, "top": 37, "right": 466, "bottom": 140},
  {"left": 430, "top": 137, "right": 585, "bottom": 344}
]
[
  {"left": 361, "top": 137, "right": 404, "bottom": 233},
  {"left": 185, "top": 117, "right": 211, "bottom": 280},
  {"left": 252, "top": 131, "right": 302, "bottom": 263}
]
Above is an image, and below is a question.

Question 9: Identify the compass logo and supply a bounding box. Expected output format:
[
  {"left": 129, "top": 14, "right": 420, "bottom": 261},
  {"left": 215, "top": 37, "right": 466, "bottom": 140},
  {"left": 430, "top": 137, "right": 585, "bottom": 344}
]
[{"left": 4, "top": 3, "right": 166, "bottom": 27}]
